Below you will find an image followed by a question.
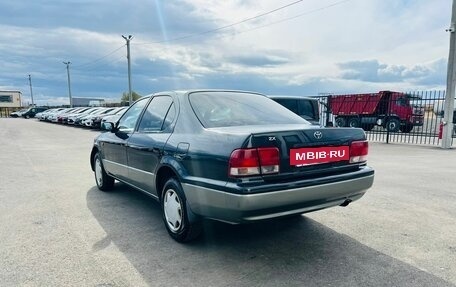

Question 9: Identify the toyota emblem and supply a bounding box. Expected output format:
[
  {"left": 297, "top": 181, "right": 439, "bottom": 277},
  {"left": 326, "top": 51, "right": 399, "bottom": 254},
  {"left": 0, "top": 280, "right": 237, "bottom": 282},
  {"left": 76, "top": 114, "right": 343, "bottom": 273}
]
[{"left": 313, "top": 131, "right": 323, "bottom": 139}]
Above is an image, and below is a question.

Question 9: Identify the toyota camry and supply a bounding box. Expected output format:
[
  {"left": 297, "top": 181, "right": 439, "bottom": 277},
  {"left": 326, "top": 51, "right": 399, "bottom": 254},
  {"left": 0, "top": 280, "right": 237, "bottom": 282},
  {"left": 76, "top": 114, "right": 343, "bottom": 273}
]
[{"left": 90, "top": 90, "right": 374, "bottom": 242}]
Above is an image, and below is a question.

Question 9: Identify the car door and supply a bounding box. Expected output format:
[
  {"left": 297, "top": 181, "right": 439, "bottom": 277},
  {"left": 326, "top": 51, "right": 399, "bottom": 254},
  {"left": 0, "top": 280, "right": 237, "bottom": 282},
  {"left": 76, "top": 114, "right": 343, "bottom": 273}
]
[
  {"left": 126, "top": 96, "right": 176, "bottom": 196},
  {"left": 101, "top": 98, "right": 149, "bottom": 182}
]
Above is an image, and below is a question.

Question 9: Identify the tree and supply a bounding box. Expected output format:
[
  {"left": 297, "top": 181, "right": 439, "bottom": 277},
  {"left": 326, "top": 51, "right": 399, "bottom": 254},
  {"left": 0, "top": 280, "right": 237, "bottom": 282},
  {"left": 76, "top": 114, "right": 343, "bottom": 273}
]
[{"left": 121, "top": 91, "right": 142, "bottom": 105}]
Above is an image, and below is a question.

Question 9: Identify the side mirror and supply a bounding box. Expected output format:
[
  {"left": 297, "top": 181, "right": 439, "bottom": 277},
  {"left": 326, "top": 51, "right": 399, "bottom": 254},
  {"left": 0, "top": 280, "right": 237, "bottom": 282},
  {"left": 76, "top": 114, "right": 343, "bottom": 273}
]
[{"left": 101, "top": 121, "right": 115, "bottom": 132}]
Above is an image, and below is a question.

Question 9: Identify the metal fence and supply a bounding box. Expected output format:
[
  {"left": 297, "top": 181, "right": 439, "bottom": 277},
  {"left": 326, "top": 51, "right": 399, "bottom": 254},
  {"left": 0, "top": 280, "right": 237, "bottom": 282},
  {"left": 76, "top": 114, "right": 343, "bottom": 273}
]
[{"left": 316, "top": 91, "right": 455, "bottom": 146}]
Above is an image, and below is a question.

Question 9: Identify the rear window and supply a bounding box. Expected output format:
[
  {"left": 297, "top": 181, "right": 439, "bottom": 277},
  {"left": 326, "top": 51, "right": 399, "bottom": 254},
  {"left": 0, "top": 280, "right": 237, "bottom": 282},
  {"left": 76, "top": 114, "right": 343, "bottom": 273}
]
[{"left": 189, "top": 91, "right": 309, "bottom": 128}]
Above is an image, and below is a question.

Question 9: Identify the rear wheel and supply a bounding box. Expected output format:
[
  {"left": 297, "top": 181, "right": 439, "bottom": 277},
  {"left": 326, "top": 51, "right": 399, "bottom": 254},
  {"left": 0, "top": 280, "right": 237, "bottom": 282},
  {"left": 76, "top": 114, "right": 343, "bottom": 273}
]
[
  {"left": 161, "top": 177, "right": 202, "bottom": 243},
  {"left": 348, "top": 118, "right": 360, "bottom": 128},
  {"left": 385, "top": 118, "right": 400, "bottom": 132},
  {"left": 94, "top": 153, "right": 114, "bottom": 191},
  {"left": 335, "top": 117, "right": 346, "bottom": 127}
]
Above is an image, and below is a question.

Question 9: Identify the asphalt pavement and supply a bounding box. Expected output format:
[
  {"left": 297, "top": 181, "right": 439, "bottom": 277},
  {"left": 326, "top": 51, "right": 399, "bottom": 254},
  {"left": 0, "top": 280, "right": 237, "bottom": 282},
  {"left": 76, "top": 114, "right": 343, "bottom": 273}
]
[{"left": 0, "top": 118, "right": 455, "bottom": 287}]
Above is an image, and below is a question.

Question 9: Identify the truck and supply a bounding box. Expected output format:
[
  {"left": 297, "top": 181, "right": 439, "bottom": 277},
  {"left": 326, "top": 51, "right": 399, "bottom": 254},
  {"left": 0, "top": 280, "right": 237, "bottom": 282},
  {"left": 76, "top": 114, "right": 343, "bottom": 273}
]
[{"left": 327, "top": 91, "right": 424, "bottom": 133}]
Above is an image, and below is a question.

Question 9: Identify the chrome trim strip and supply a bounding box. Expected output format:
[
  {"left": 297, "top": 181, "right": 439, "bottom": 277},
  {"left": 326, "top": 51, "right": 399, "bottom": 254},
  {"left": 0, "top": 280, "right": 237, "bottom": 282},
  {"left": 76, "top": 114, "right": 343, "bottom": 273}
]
[
  {"left": 127, "top": 165, "right": 155, "bottom": 176},
  {"left": 103, "top": 159, "right": 127, "bottom": 168},
  {"left": 102, "top": 159, "right": 155, "bottom": 176}
]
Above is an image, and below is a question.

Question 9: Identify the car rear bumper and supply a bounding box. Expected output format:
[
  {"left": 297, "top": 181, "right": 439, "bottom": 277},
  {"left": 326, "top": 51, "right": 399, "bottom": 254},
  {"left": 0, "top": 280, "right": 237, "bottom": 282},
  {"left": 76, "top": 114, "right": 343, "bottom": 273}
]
[{"left": 183, "top": 166, "right": 374, "bottom": 224}]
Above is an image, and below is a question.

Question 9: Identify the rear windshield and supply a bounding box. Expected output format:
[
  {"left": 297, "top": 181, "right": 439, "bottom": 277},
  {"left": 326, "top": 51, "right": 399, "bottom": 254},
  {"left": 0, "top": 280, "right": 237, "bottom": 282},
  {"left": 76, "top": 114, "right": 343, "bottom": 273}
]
[{"left": 189, "top": 91, "right": 309, "bottom": 128}]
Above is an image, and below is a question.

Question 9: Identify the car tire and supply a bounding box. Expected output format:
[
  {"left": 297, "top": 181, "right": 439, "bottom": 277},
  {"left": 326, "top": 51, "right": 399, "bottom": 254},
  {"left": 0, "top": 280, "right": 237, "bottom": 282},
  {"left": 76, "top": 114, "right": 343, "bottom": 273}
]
[
  {"left": 161, "top": 177, "right": 202, "bottom": 243},
  {"left": 25, "top": 115, "right": 30, "bottom": 119},
  {"left": 94, "top": 153, "right": 115, "bottom": 191}
]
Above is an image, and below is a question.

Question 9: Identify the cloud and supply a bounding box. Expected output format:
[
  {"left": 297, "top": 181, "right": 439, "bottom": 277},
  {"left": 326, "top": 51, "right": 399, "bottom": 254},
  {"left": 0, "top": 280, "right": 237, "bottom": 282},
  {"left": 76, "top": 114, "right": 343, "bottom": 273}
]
[
  {"left": 0, "top": 0, "right": 452, "bottom": 106},
  {"left": 228, "top": 54, "right": 289, "bottom": 67},
  {"left": 0, "top": 1, "right": 217, "bottom": 37},
  {"left": 338, "top": 58, "right": 447, "bottom": 87}
]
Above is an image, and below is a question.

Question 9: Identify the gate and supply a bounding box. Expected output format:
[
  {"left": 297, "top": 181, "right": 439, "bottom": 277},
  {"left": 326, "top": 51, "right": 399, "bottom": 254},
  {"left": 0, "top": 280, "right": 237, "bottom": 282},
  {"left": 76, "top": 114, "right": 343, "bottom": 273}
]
[{"left": 317, "top": 91, "right": 455, "bottom": 146}]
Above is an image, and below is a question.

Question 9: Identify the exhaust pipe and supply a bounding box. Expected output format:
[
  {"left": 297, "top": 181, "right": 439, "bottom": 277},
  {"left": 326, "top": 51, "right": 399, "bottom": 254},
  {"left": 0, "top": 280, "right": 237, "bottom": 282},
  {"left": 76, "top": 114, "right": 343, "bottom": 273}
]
[{"left": 340, "top": 199, "right": 352, "bottom": 207}]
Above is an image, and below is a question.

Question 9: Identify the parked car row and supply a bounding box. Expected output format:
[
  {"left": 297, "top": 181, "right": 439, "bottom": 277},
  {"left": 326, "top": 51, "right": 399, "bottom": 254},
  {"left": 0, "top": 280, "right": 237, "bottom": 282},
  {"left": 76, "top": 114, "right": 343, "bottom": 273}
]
[{"left": 36, "top": 106, "right": 127, "bottom": 129}]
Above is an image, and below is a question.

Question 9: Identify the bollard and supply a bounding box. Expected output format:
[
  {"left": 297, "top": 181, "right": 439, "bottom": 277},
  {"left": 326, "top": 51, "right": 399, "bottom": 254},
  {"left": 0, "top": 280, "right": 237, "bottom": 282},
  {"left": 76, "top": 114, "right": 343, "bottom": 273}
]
[{"left": 438, "top": 121, "right": 444, "bottom": 140}]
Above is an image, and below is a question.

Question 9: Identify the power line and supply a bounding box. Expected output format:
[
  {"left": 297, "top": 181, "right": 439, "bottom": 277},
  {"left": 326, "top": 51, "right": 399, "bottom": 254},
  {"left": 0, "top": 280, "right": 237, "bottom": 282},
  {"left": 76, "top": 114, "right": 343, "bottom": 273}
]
[
  {"left": 59, "top": 0, "right": 352, "bottom": 77},
  {"left": 230, "top": 0, "right": 352, "bottom": 37},
  {"left": 72, "top": 45, "right": 125, "bottom": 69},
  {"left": 136, "top": 0, "right": 305, "bottom": 45},
  {"left": 80, "top": 55, "right": 125, "bottom": 72}
]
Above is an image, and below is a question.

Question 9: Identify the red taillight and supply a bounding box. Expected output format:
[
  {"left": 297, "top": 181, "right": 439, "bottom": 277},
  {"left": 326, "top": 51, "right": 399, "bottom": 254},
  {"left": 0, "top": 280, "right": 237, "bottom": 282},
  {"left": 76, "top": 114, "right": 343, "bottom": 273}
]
[
  {"left": 229, "top": 147, "right": 279, "bottom": 177},
  {"left": 349, "top": 141, "right": 368, "bottom": 163}
]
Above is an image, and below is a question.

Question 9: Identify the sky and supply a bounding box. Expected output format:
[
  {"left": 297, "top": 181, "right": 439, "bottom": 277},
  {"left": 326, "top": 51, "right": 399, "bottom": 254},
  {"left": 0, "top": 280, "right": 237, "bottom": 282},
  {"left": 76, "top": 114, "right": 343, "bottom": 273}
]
[{"left": 0, "top": 0, "right": 452, "bottom": 106}]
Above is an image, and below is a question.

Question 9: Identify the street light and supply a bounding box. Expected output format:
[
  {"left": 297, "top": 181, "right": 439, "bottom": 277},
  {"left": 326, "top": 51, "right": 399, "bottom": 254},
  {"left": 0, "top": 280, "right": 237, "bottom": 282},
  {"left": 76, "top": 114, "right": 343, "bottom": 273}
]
[
  {"left": 28, "top": 74, "right": 34, "bottom": 106},
  {"left": 63, "top": 61, "right": 72, "bottom": 107},
  {"left": 122, "top": 35, "right": 133, "bottom": 105}
]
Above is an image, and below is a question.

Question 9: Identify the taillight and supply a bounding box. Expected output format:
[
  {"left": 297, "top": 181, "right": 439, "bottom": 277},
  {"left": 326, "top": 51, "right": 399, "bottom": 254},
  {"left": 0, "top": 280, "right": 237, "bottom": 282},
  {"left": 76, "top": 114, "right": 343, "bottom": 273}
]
[
  {"left": 349, "top": 141, "right": 368, "bottom": 163},
  {"left": 229, "top": 147, "right": 279, "bottom": 177}
]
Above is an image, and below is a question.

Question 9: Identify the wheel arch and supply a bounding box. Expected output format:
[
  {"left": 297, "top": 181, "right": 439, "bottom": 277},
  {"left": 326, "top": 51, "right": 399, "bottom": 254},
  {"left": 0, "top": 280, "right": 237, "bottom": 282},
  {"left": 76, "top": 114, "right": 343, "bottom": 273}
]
[
  {"left": 90, "top": 146, "right": 99, "bottom": 171},
  {"left": 155, "top": 160, "right": 183, "bottom": 201}
]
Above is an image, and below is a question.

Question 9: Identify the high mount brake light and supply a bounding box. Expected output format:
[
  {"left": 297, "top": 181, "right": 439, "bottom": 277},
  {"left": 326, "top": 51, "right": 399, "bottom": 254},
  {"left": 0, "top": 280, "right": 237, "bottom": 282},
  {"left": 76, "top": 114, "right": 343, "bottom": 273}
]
[
  {"left": 229, "top": 147, "right": 279, "bottom": 177},
  {"left": 349, "top": 141, "right": 368, "bottom": 163}
]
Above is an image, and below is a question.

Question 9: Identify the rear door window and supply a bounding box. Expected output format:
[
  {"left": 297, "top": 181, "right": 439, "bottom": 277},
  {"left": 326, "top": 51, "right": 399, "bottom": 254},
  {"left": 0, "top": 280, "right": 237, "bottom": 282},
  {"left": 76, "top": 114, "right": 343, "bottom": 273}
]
[{"left": 137, "top": 96, "right": 174, "bottom": 132}]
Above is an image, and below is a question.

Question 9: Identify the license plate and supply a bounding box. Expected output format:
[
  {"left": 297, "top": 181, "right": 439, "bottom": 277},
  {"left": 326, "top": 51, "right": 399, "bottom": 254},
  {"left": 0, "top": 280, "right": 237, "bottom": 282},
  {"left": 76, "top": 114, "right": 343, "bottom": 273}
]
[{"left": 290, "top": 146, "right": 349, "bottom": 166}]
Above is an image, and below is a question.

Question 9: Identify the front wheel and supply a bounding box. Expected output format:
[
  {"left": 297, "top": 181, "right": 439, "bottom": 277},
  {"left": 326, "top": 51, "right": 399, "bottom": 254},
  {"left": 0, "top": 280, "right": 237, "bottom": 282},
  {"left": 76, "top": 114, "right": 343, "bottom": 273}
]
[
  {"left": 385, "top": 118, "right": 400, "bottom": 132},
  {"left": 94, "top": 153, "right": 114, "bottom": 191},
  {"left": 161, "top": 178, "right": 202, "bottom": 243}
]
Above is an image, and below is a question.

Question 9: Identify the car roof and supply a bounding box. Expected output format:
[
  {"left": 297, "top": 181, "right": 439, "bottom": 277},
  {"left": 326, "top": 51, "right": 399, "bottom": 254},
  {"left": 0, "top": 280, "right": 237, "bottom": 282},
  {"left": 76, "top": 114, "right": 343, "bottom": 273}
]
[
  {"left": 151, "top": 89, "right": 266, "bottom": 97},
  {"left": 267, "top": 95, "right": 318, "bottom": 101}
]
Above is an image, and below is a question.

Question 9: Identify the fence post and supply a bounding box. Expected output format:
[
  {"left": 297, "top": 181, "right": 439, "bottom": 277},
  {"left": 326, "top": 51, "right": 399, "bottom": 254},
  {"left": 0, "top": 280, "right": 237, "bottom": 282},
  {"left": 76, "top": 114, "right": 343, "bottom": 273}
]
[{"left": 386, "top": 127, "right": 390, "bottom": 144}]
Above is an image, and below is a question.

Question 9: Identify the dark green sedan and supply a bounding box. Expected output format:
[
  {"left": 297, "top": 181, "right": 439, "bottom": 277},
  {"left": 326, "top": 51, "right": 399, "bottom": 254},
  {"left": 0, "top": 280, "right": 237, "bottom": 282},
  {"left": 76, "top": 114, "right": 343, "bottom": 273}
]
[{"left": 90, "top": 90, "right": 374, "bottom": 242}]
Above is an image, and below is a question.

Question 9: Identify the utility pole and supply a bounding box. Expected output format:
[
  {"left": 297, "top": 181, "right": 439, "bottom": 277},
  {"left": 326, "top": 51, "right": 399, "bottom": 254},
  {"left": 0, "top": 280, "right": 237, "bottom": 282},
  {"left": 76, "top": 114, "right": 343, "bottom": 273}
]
[
  {"left": 443, "top": 0, "right": 456, "bottom": 148},
  {"left": 28, "top": 74, "right": 34, "bottom": 106},
  {"left": 63, "top": 61, "right": 73, "bottom": 107},
  {"left": 122, "top": 35, "right": 133, "bottom": 105}
]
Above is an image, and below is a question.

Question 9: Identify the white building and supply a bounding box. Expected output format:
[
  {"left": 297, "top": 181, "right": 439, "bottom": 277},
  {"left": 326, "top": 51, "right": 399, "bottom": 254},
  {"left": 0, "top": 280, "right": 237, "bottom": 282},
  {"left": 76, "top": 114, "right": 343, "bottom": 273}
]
[{"left": 0, "top": 91, "right": 22, "bottom": 108}]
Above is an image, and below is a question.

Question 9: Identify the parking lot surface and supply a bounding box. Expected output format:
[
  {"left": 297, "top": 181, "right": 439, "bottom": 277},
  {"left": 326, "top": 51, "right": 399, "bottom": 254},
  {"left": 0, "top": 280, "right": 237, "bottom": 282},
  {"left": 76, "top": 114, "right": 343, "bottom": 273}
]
[{"left": 1, "top": 118, "right": 455, "bottom": 287}]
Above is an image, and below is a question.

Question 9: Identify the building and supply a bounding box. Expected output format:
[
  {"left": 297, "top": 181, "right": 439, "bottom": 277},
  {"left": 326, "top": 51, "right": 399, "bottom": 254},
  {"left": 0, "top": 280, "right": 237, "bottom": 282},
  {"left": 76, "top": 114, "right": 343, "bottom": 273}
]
[
  {"left": 72, "top": 97, "right": 105, "bottom": 107},
  {"left": 0, "top": 90, "right": 22, "bottom": 108}
]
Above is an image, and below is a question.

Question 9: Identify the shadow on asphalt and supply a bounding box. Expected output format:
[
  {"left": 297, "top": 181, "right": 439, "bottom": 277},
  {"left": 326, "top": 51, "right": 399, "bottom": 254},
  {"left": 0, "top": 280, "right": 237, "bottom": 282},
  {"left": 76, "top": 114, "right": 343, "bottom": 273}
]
[{"left": 86, "top": 184, "right": 453, "bottom": 287}]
